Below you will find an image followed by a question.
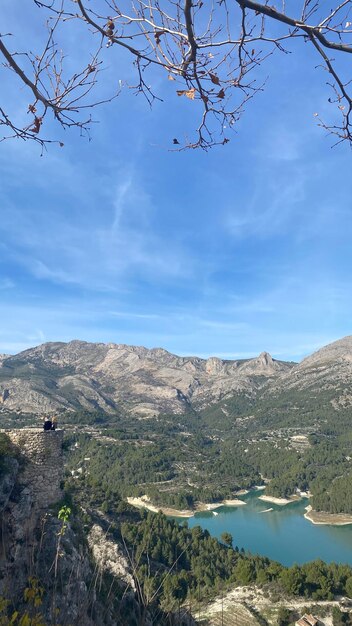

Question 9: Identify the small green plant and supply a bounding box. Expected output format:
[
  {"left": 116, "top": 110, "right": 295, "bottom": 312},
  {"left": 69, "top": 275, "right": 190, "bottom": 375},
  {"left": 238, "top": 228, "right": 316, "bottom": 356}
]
[
  {"left": 51, "top": 506, "right": 71, "bottom": 579},
  {"left": 57, "top": 506, "right": 71, "bottom": 530}
]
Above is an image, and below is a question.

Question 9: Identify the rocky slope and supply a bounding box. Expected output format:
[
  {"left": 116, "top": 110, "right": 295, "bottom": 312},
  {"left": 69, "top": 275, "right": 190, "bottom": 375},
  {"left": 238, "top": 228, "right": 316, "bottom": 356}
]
[
  {"left": 0, "top": 430, "right": 141, "bottom": 626},
  {"left": 265, "top": 336, "right": 352, "bottom": 409},
  {"left": 0, "top": 340, "right": 293, "bottom": 417},
  {"left": 0, "top": 336, "right": 351, "bottom": 418}
]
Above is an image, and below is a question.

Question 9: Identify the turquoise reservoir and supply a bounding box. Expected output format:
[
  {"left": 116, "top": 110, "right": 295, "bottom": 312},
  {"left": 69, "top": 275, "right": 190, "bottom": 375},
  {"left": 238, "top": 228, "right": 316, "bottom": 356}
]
[{"left": 186, "top": 491, "right": 352, "bottom": 566}]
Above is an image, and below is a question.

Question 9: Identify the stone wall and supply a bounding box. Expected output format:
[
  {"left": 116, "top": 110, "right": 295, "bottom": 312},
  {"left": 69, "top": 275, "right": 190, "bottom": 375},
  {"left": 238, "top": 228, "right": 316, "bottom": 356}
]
[
  {"left": 0, "top": 428, "right": 97, "bottom": 623},
  {"left": 1, "top": 428, "right": 64, "bottom": 509}
]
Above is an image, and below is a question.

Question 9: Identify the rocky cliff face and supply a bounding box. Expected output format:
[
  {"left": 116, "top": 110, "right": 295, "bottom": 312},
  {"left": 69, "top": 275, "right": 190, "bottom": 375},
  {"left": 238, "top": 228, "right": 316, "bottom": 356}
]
[
  {"left": 0, "top": 340, "right": 294, "bottom": 417},
  {"left": 246, "top": 335, "right": 352, "bottom": 421},
  {"left": 0, "top": 429, "right": 93, "bottom": 624},
  {"left": 267, "top": 336, "right": 352, "bottom": 403},
  {"left": 1, "top": 336, "right": 351, "bottom": 419},
  {"left": 0, "top": 429, "right": 137, "bottom": 626}
]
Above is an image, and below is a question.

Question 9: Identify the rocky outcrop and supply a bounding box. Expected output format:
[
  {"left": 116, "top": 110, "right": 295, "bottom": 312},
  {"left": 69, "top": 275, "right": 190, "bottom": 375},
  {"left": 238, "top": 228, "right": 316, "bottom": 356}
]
[
  {"left": 0, "top": 430, "right": 92, "bottom": 623},
  {"left": 298, "top": 336, "right": 352, "bottom": 368},
  {"left": 266, "top": 336, "right": 352, "bottom": 402},
  {"left": 0, "top": 456, "right": 18, "bottom": 507},
  {"left": 0, "top": 429, "right": 138, "bottom": 625},
  {"left": 88, "top": 524, "right": 136, "bottom": 590},
  {"left": 0, "top": 389, "right": 9, "bottom": 404}
]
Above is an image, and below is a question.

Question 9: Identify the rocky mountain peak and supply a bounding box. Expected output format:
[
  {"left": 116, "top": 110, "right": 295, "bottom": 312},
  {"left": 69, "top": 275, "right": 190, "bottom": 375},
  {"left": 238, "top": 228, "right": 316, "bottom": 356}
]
[
  {"left": 258, "top": 351, "right": 273, "bottom": 366},
  {"left": 298, "top": 335, "right": 352, "bottom": 370},
  {"left": 205, "top": 357, "right": 224, "bottom": 375},
  {"left": 0, "top": 340, "right": 293, "bottom": 416},
  {"left": 236, "top": 350, "right": 286, "bottom": 377}
]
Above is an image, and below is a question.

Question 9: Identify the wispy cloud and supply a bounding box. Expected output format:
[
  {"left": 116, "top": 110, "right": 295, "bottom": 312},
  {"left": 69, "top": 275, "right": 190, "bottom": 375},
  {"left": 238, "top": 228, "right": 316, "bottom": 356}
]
[
  {"left": 0, "top": 10, "right": 351, "bottom": 367},
  {"left": 0, "top": 278, "right": 15, "bottom": 290},
  {"left": 225, "top": 171, "right": 306, "bottom": 239},
  {"left": 109, "top": 311, "right": 162, "bottom": 320},
  {"left": 0, "top": 167, "right": 196, "bottom": 290},
  {"left": 198, "top": 319, "right": 250, "bottom": 331},
  {"left": 253, "top": 126, "right": 304, "bottom": 162},
  {"left": 0, "top": 293, "right": 348, "bottom": 363}
]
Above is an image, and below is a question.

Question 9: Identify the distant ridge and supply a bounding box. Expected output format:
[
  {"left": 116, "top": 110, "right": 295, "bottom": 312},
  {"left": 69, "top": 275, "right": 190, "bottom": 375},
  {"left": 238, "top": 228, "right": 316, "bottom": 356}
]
[
  {"left": 0, "top": 339, "right": 293, "bottom": 416},
  {"left": 0, "top": 336, "right": 351, "bottom": 418}
]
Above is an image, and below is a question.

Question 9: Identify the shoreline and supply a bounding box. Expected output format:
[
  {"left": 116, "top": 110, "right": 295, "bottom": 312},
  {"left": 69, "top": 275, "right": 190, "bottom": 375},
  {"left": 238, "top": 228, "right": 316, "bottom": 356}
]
[
  {"left": 258, "top": 494, "right": 301, "bottom": 506},
  {"left": 127, "top": 493, "right": 352, "bottom": 525},
  {"left": 127, "top": 496, "right": 193, "bottom": 517},
  {"left": 126, "top": 495, "right": 246, "bottom": 518},
  {"left": 304, "top": 505, "right": 352, "bottom": 526},
  {"left": 221, "top": 498, "right": 247, "bottom": 507}
]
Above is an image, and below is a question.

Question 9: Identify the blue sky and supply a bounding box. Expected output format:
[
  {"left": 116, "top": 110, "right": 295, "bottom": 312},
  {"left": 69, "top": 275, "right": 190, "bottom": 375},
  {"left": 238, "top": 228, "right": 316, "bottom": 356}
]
[{"left": 0, "top": 2, "right": 351, "bottom": 361}]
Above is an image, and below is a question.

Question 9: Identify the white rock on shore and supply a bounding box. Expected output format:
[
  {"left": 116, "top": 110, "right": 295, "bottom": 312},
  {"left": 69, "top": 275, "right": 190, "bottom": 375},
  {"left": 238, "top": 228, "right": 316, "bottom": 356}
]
[{"left": 258, "top": 494, "right": 300, "bottom": 506}]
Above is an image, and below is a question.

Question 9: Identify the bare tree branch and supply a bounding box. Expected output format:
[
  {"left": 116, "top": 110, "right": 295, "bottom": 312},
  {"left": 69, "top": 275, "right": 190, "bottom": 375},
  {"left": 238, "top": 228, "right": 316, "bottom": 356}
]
[
  {"left": 236, "top": 0, "right": 352, "bottom": 53},
  {"left": 1, "top": 0, "right": 352, "bottom": 149}
]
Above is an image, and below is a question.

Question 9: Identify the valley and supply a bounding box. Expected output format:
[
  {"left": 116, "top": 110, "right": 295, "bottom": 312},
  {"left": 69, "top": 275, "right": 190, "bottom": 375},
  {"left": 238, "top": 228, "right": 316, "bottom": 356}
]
[{"left": 1, "top": 336, "right": 352, "bottom": 624}]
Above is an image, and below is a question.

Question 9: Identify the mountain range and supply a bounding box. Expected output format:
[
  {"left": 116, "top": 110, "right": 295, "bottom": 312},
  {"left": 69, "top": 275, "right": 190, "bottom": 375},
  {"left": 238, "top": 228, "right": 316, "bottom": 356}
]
[{"left": 0, "top": 336, "right": 351, "bottom": 418}]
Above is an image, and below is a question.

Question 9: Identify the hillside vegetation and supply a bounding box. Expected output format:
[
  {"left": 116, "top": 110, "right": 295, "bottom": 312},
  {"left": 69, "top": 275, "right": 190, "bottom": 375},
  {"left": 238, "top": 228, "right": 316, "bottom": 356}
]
[{"left": 2, "top": 336, "right": 352, "bottom": 515}]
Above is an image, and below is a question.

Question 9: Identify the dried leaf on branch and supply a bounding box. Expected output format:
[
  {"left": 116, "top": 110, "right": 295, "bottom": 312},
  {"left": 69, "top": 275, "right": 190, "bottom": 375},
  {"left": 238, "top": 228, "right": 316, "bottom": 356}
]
[{"left": 0, "top": 0, "right": 351, "bottom": 150}]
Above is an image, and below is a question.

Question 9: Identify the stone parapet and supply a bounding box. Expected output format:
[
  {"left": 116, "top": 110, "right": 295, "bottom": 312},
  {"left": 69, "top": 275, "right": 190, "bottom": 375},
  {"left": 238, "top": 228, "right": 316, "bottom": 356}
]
[{"left": 0, "top": 428, "right": 64, "bottom": 508}]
